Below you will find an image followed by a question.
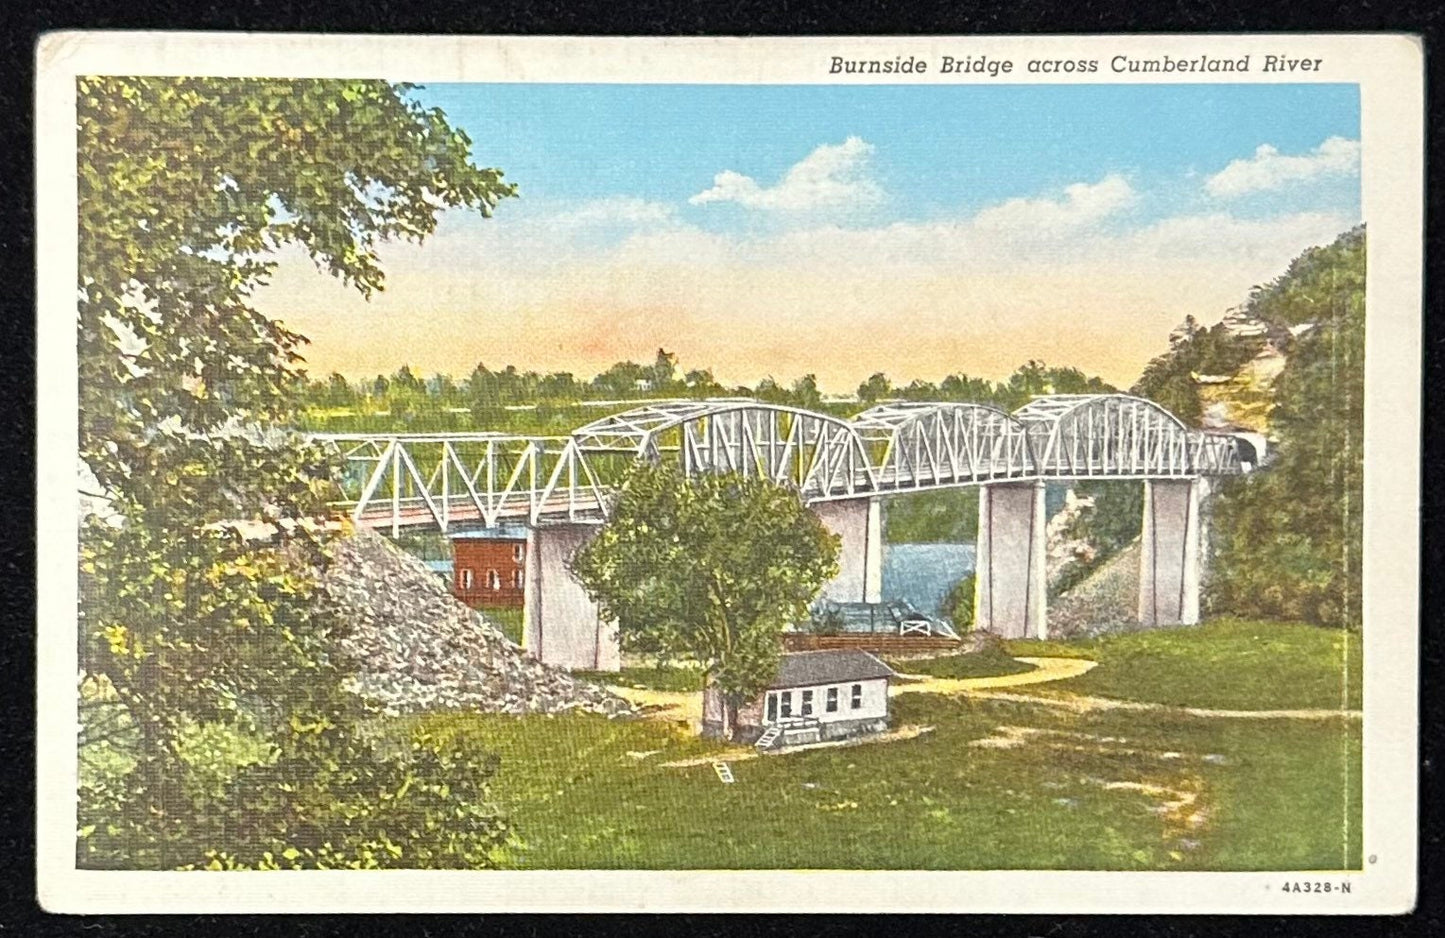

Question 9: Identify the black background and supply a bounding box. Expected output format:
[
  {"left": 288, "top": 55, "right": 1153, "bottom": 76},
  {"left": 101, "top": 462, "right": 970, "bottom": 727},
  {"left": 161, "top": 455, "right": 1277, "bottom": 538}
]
[{"left": 2, "top": 2, "right": 1441, "bottom": 935}]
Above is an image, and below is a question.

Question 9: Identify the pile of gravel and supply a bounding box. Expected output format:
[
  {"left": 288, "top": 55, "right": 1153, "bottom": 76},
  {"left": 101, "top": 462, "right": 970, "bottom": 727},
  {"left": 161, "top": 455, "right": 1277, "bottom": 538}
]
[{"left": 313, "top": 528, "right": 634, "bottom": 718}]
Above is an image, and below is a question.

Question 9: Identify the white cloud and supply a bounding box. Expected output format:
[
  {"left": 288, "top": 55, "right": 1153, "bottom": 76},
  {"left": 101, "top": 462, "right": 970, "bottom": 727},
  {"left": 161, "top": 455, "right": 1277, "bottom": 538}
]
[
  {"left": 263, "top": 171, "right": 1357, "bottom": 392},
  {"left": 689, "top": 136, "right": 884, "bottom": 211},
  {"left": 971, "top": 174, "right": 1136, "bottom": 233},
  {"left": 1205, "top": 136, "right": 1361, "bottom": 198},
  {"left": 550, "top": 196, "right": 676, "bottom": 228}
]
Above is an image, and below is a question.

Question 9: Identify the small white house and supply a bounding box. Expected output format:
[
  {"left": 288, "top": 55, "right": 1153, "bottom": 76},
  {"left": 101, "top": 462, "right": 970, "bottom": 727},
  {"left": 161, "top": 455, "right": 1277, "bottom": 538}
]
[{"left": 703, "top": 650, "right": 894, "bottom": 747}]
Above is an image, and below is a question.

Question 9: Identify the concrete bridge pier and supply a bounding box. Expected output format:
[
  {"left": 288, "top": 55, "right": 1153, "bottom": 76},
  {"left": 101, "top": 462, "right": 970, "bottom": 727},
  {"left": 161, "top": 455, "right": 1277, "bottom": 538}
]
[
  {"left": 974, "top": 480, "right": 1048, "bottom": 639},
  {"left": 521, "top": 522, "right": 620, "bottom": 671},
  {"left": 1138, "top": 478, "right": 1202, "bottom": 627},
  {"left": 812, "top": 497, "right": 883, "bottom": 603}
]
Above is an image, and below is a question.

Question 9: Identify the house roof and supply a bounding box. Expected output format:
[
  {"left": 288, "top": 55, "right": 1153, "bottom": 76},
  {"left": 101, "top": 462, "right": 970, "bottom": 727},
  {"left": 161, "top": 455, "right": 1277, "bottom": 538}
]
[{"left": 767, "top": 650, "right": 894, "bottom": 689}]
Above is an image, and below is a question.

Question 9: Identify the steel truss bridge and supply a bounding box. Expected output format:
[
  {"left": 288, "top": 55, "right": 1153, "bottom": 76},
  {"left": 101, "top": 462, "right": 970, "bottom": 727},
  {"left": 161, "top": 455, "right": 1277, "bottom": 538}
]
[{"left": 312, "top": 394, "right": 1250, "bottom": 535}]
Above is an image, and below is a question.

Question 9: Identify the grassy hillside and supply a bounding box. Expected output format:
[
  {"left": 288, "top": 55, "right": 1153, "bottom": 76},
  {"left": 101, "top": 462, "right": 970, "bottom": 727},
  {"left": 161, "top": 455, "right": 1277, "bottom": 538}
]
[{"left": 385, "top": 617, "right": 1359, "bottom": 871}]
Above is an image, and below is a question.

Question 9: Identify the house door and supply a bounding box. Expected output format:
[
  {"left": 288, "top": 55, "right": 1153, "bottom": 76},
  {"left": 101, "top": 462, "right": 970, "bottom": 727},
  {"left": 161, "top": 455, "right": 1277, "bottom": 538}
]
[{"left": 765, "top": 692, "right": 778, "bottom": 723}]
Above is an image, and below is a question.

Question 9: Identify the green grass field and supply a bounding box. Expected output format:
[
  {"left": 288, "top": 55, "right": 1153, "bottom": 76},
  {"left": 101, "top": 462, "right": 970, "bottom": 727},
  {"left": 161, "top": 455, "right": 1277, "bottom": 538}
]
[
  {"left": 887, "top": 643, "right": 1036, "bottom": 680},
  {"left": 1004, "top": 618, "right": 1361, "bottom": 711},
  {"left": 393, "top": 617, "right": 1361, "bottom": 870},
  {"left": 575, "top": 664, "right": 707, "bottom": 692}
]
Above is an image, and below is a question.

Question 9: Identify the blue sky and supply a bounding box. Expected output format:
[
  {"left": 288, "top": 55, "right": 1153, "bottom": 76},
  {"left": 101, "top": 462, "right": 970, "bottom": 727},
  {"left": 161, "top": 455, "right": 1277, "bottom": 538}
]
[
  {"left": 265, "top": 82, "right": 1362, "bottom": 391},
  {"left": 414, "top": 83, "right": 1359, "bottom": 229}
]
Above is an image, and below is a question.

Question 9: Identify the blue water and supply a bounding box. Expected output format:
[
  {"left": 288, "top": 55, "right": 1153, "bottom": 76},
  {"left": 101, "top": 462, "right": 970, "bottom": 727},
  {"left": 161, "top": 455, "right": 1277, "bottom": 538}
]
[{"left": 882, "top": 543, "right": 976, "bottom": 617}]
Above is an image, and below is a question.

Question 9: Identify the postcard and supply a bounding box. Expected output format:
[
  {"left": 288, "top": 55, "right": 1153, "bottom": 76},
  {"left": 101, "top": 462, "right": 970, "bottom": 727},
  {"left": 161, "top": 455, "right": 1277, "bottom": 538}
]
[{"left": 35, "top": 32, "right": 1423, "bottom": 913}]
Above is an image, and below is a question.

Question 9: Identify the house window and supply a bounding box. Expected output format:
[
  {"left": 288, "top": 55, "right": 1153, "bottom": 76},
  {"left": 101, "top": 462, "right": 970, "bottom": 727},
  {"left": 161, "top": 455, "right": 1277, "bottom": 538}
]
[
  {"left": 801, "top": 689, "right": 814, "bottom": 717},
  {"left": 765, "top": 693, "right": 778, "bottom": 723},
  {"left": 511, "top": 569, "right": 524, "bottom": 589},
  {"left": 460, "top": 569, "right": 474, "bottom": 590},
  {"left": 780, "top": 692, "right": 792, "bottom": 719},
  {"left": 826, "top": 687, "right": 839, "bottom": 713},
  {"left": 513, "top": 543, "right": 525, "bottom": 562},
  {"left": 487, "top": 569, "right": 501, "bottom": 590},
  {"left": 850, "top": 683, "right": 863, "bottom": 709}
]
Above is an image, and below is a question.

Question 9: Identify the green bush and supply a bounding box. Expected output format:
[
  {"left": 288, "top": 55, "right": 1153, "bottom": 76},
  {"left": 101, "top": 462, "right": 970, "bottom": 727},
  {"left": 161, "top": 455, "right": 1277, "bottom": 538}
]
[{"left": 944, "top": 574, "right": 976, "bottom": 632}]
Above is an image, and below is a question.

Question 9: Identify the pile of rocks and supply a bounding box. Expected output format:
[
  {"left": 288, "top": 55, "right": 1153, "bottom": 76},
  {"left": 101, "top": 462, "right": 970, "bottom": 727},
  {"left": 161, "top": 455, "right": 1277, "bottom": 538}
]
[{"left": 313, "top": 528, "right": 634, "bottom": 718}]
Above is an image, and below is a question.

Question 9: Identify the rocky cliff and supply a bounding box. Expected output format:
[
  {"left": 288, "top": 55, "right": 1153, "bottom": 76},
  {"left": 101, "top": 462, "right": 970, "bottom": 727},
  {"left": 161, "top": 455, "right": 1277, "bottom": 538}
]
[{"left": 313, "top": 528, "right": 634, "bottom": 718}]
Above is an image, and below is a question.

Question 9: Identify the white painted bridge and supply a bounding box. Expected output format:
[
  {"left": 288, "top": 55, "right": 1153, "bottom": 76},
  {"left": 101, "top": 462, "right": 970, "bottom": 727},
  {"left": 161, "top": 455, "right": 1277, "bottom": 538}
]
[
  {"left": 316, "top": 394, "right": 1248, "bottom": 533},
  {"left": 311, "top": 395, "right": 1258, "bottom": 669}
]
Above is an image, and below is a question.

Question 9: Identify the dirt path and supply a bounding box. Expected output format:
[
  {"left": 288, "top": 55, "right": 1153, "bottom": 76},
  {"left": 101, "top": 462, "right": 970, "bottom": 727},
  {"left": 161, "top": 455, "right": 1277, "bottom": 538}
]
[
  {"left": 609, "top": 656, "right": 1097, "bottom": 729},
  {"left": 890, "top": 656, "right": 1098, "bottom": 695},
  {"left": 607, "top": 686, "right": 703, "bottom": 728},
  {"left": 968, "top": 689, "right": 1363, "bottom": 720}
]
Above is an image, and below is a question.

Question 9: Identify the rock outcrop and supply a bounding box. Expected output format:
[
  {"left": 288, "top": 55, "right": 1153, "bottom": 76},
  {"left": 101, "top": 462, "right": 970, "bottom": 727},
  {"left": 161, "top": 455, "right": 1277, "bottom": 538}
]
[
  {"left": 1045, "top": 488, "right": 1099, "bottom": 591},
  {"left": 313, "top": 528, "right": 633, "bottom": 718}
]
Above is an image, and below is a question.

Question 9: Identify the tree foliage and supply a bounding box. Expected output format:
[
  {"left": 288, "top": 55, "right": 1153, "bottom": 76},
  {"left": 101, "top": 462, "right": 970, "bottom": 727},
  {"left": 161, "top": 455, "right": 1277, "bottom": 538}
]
[
  {"left": 77, "top": 77, "right": 516, "bottom": 868},
  {"left": 570, "top": 465, "right": 839, "bottom": 735},
  {"left": 1207, "top": 227, "right": 1365, "bottom": 627}
]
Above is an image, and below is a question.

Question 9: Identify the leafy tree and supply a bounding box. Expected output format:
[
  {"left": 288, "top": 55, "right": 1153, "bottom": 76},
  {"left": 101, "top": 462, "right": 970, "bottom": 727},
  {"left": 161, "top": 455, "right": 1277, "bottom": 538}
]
[
  {"left": 1208, "top": 227, "right": 1365, "bottom": 627},
  {"left": 752, "top": 376, "right": 787, "bottom": 404},
  {"left": 319, "top": 372, "right": 356, "bottom": 409},
  {"left": 857, "top": 372, "right": 893, "bottom": 404},
  {"left": 996, "top": 360, "right": 1115, "bottom": 411},
  {"left": 645, "top": 348, "right": 680, "bottom": 392},
  {"left": 570, "top": 464, "right": 839, "bottom": 738},
  {"left": 789, "top": 374, "right": 823, "bottom": 411},
  {"left": 683, "top": 368, "right": 722, "bottom": 396},
  {"left": 938, "top": 372, "right": 997, "bottom": 403},
  {"left": 899, "top": 378, "right": 939, "bottom": 401},
  {"left": 77, "top": 77, "right": 516, "bottom": 868},
  {"left": 592, "top": 359, "right": 649, "bottom": 397}
]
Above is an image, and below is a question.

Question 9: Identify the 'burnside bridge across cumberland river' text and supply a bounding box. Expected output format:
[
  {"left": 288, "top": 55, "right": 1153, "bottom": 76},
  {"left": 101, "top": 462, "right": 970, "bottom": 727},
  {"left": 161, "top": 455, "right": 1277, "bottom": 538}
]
[{"left": 312, "top": 395, "right": 1263, "bottom": 671}]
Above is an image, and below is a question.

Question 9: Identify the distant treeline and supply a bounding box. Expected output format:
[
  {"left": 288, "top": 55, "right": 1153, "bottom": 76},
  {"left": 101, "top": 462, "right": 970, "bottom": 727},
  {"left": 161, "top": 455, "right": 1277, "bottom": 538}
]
[{"left": 299, "top": 353, "right": 1119, "bottom": 436}]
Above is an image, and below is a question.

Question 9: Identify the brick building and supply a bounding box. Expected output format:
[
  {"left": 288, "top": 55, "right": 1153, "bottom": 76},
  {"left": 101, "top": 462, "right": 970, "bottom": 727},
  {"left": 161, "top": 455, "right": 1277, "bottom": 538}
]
[{"left": 450, "top": 526, "right": 528, "bottom": 608}]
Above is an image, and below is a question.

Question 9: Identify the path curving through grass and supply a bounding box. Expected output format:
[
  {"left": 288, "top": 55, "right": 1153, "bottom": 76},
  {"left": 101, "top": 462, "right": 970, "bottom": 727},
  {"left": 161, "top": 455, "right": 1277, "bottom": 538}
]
[{"left": 891, "top": 656, "right": 1097, "bottom": 695}]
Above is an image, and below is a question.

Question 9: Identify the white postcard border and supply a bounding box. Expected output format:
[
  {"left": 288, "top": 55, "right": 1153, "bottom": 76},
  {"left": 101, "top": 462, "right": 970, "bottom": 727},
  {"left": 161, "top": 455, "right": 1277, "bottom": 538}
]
[{"left": 35, "top": 31, "right": 1424, "bottom": 914}]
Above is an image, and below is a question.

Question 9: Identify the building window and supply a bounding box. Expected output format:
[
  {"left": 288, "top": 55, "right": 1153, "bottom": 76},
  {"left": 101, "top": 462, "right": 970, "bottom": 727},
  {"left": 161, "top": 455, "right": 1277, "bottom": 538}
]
[
  {"left": 487, "top": 569, "right": 501, "bottom": 590},
  {"left": 801, "top": 689, "right": 814, "bottom": 717},
  {"left": 826, "top": 687, "right": 839, "bottom": 713},
  {"left": 511, "top": 569, "right": 524, "bottom": 589},
  {"left": 850, "top": 683, "right": 863, "bottom": 709},
  {"left": 460, "top": 569, "right": 474, "bottom": 590},
  {"left": 513, "top": 543, "right": 525, "bottom": 562},
  {"left": 766, "top": 693, "right": 778, "bottom": 723},
  {"left": 780, "top": 692, "right": 792, "bottom": 719}
]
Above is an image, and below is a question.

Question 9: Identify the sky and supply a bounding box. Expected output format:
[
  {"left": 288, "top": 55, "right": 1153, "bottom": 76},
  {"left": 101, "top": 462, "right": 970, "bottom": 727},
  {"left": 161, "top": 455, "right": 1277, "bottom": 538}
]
[{"left": 257, "top": 82, "right": 1362, "bottom": 392}]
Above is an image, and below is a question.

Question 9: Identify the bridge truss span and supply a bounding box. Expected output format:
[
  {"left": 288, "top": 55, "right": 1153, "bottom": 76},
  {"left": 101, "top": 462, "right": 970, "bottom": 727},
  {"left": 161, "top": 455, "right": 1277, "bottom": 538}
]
[
  {"left": 571, "top": 399, "right": 878, "bottom": 501},
  {"left": 311, "top": 394, "right": 1249, "bottom": 532},
  {"left": 320, "top": 432, "right": 610, "bottom": 534},
  {"left": 850, "top": 401, "right": 1039, "bottom": 492},
  {"left": 1013, "top": 394, "right": 1243, "bottom": 479}
]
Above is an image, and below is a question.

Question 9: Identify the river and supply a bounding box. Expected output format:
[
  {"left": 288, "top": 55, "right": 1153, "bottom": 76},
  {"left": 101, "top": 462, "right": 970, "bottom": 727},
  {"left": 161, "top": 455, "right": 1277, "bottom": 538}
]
[{"left": 881, "top": 542, "right": 976, "bottom": 617}]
